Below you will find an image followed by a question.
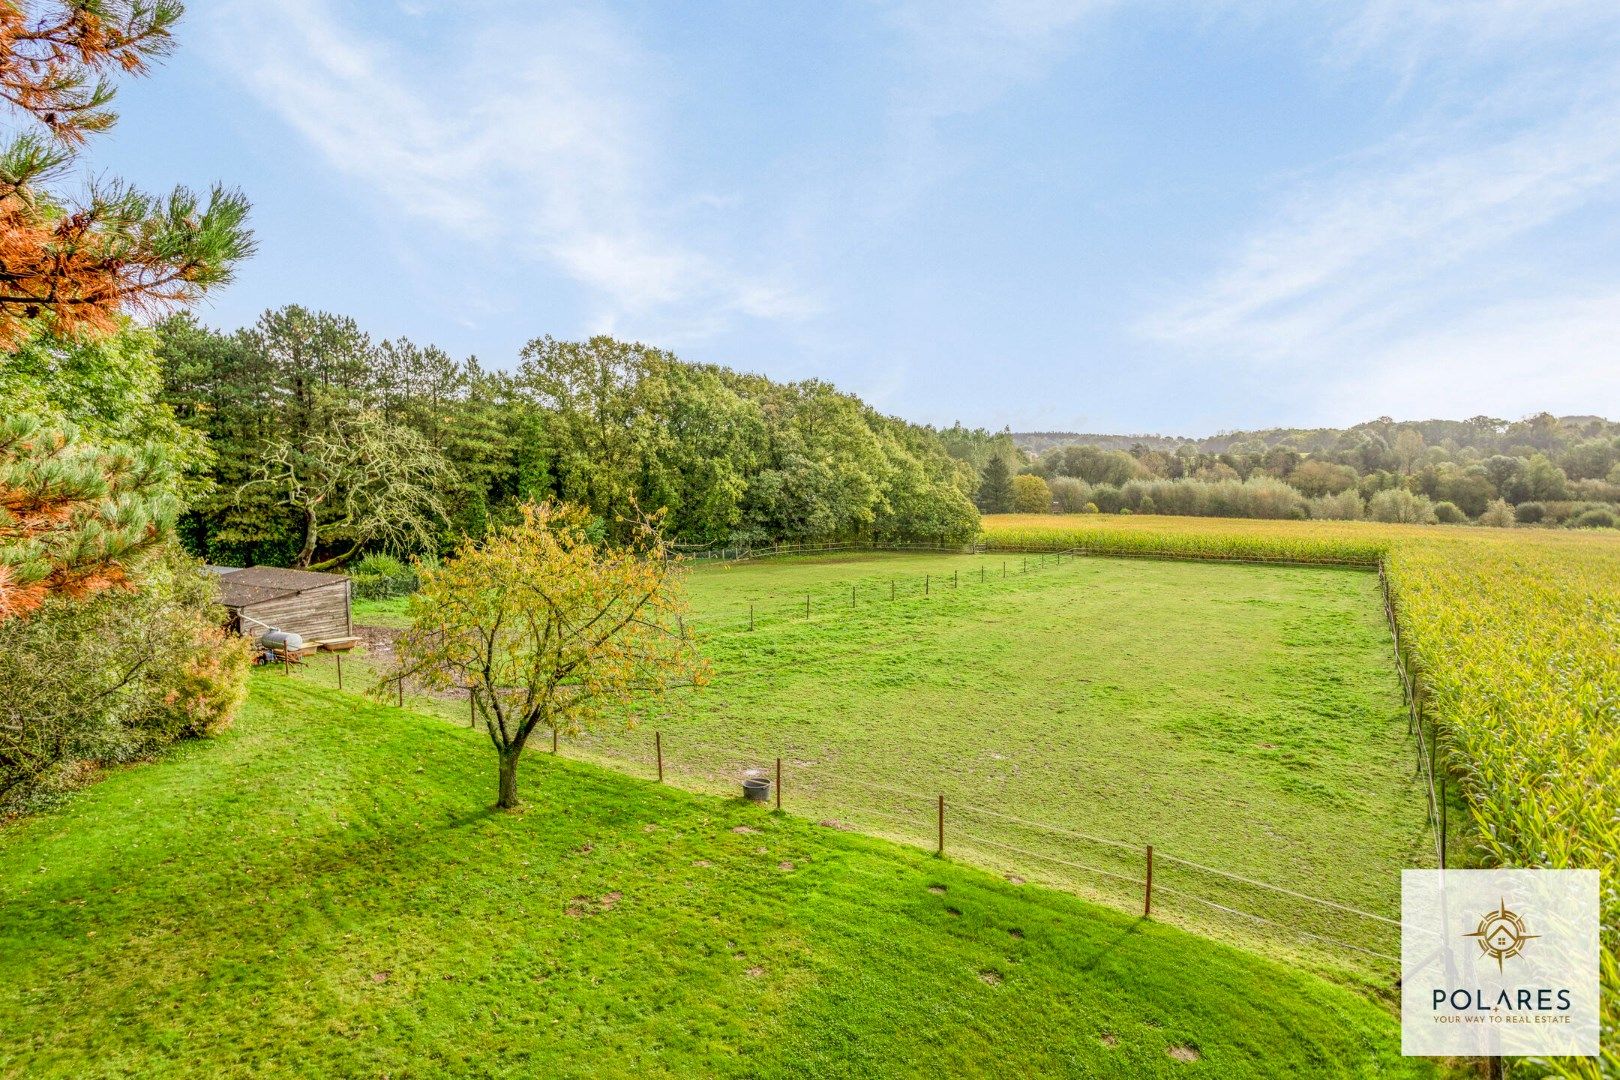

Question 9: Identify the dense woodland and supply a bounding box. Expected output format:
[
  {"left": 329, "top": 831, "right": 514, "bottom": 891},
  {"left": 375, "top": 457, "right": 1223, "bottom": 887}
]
[
  {"left": 156, "top": 310, "right": 982, "bottom": 569},
  {"left": 991, "top": 416, "right": 1620, "bottom": 527}
]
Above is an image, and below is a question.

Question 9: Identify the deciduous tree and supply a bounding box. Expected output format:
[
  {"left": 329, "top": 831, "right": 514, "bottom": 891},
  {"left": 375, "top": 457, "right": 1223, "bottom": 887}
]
[
  {"left": 386, "top": 501, "right": 706, "bottom": 809},
  {"left": 244, "top": 410, "right": 452, "bottom": 569}
]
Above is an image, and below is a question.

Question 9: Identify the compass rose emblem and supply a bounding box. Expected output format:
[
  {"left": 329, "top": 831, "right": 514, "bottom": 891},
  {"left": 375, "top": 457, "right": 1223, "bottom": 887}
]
[{"left": 1464, "top": 898, "right": 1538, "bottom": 972}]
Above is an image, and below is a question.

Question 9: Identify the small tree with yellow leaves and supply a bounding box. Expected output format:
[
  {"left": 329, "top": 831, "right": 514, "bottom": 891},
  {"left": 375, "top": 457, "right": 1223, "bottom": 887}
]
[{"left": 384, "top": 501, "right": 706, "bottom": 809}]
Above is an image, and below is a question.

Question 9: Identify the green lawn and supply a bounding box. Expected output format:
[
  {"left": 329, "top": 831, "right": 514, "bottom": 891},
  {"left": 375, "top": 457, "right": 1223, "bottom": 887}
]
[
  {"left": 329, "top": 552, "right": 1433, "bottom": 980},
  {"left": 0, "top": 675, "right": 1430, "bottom": 1078}
]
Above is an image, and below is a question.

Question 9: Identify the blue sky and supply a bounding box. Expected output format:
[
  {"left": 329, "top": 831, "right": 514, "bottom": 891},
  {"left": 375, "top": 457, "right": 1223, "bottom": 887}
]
[{"left": 93, "top": 1, "right": 1620, "bottom": 433}]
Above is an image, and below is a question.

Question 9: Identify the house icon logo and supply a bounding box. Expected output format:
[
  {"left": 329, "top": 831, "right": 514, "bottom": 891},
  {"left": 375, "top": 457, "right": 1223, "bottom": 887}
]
[{"left": 1464, "top": 898, "right": 1538, "bottom": 972}]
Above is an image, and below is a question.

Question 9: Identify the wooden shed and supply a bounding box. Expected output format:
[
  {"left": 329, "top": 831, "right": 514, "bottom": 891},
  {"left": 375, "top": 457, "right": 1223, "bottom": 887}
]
[{"left": 216, "top": 566, "right": 353, "bottom": 645}]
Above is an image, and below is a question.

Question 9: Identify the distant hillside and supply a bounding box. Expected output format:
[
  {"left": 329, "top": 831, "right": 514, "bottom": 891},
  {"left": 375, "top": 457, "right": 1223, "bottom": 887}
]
[{"left": 1013, "top": 415, "right": 1617, "bottom": 456}]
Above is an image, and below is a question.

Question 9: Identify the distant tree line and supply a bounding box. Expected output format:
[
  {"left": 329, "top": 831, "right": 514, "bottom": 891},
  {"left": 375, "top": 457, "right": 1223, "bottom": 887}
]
[
  {"left": 974, "top": 415, "right": 1620, "bottom": 528},
  {"left": 155, "top": 311, "right": 983, "bottom": 568}
]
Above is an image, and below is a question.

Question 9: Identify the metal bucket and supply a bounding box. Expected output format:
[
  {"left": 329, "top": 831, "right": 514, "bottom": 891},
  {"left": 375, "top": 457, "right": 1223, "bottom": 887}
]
[{"left": 742, "top": 777, "right": 771, "bottom": 803}]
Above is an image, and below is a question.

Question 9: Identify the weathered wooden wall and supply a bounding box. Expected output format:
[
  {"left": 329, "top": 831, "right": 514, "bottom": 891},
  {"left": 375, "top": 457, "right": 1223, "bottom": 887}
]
[{"left": 237, "top": 581, "right": 351, "bottom": 641}]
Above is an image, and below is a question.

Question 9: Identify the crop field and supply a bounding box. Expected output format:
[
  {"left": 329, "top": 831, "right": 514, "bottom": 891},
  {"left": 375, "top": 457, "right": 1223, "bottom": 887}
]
[{"left": 334, "top": 549, "right": 1433, "bottom": 982}]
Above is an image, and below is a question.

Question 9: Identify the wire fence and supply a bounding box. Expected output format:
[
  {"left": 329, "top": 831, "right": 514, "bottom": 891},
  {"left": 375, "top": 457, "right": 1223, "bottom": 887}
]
[
  {"left": 678, "top": 535, "right": 1378, "bottom": 571},
  {"left": 684, "top": 547, "right": 1086, "bottom": 634},
  {"left": 277, "top": 540, "right": 1438, "bottom": 983},
  {"left": 1378, "top": 563, "right": 1450, "bottom": 869},
  {"left": 550, "top": 722, "right": 1414, "bottom": 977}
]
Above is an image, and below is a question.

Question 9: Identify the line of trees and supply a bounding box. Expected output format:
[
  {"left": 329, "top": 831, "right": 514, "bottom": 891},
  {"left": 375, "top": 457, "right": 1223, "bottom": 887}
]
[
  {"left": 977, "top": 418, "right": 1620, "bottom": 528},
  {"left": 156, "top": 315, "right": 984, "bottom": 567}
]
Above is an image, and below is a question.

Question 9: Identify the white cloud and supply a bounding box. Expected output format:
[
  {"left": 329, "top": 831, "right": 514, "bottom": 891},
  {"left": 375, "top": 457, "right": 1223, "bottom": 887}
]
[{"left": 204, "top": 0, "right": 812, "bottom": 336}]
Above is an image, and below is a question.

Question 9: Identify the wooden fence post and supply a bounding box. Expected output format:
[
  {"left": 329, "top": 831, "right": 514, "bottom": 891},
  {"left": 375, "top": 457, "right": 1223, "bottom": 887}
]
[
  {"left": 335, "top": 652, "right": 342, "bottom": 690},
  {"left": 656, "top": 731, "right": 664, "bottom": 782},
  {"left": 851, "top": 584, "right": 856, "bottom": 608},
  {"left": 891, "top": 579, "right": 895, "bottom": 600},
  {"left": 775, "top": 757, "right": 782, "bottom": 811},
  {"left": 552, "top": 726, "right": 558, "bottom": 753},
  {"left": 925, "top": 574, "right": 930, "bottom": 596},
  {"left": 282, "top": 650, "right": 290, "bottom": 676},
  {"left": 937, "top": 794, "right": 945, "bottom": 856},
  {"left": 805, "top": 594, "right": 810, "bottom": 619},
  {"left": 397, "top": 678, "right": 403, "bottom": 707},
  {"left": 749, "top": 604, "right": 755, "bottom": 631},
  {"left": 1144, "top": 845, "right": 1154, "bottom": 917},
  {"left": 469, "top": 693, "right": 475, "bottom": 728},
  {"left": 953, "top": 570, "right": 958, "bottom": 589}
]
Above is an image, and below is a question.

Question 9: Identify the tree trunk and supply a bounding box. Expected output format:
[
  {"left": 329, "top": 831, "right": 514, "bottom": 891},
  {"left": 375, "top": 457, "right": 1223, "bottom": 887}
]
[
  {"left": 308, "top": 542, "right": 362, "bottom": 572},
  {"left": 496, "top": 749, "right": 521, "bottom": 809},
  {"left": 295, "top": 504, "right": 318, "bottom": 568}
]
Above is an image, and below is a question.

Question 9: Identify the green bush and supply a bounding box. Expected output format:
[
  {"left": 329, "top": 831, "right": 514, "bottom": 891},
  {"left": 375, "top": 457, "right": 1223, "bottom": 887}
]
[
  {"left": 350, "top": 552, "right": 420, "bottom": 600},
  {"left": 353, "top": 553, "right": 409, "bottom": 577},
  {"left": 1572, "top": 508, "right": 1617, "bottom": 529},
  {"left": 1010, "top": 474, "right": 1052, "bottom": 514},
  {"left": 1432, "top": 501, "right": 1466, "bottom": 524},
  {"left": 1514, "top": 501, "right": 1545, "bottom": 524},
  {"left": 0, "top": 547, "right": 251, "bottom": 814},
  {"left": 1367, "top": 488, "right": 1438, "bottom": 524}
]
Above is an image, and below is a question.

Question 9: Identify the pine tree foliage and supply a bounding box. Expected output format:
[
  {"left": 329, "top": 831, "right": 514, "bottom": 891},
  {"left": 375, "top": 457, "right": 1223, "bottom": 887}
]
[
  {"left": 0, "top": 1, "right": 253, "bottom": 347},
  {"left": 0, "top": 412, "right": 174, "bottom": 619},
  {"left": 977, "top": 455, "right": 1014, "bottom": 513}
]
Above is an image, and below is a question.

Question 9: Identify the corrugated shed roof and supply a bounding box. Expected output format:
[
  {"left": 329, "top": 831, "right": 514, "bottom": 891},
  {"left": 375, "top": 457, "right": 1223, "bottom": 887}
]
[{"left": 215, "top": 566, "right": 348, "bottom": 610}]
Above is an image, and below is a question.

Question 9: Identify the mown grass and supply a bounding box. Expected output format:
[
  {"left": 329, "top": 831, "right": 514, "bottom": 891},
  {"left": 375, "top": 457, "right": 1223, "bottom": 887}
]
[
  {"left": 982, "top": 513, "right": 1620, "bottom": 1076},
  {"left": 325, "top": 550, "right": 1429, "bottom": 982},
  {"left": 0, "top": 675, "right": 1431, "bottom": 1078}
]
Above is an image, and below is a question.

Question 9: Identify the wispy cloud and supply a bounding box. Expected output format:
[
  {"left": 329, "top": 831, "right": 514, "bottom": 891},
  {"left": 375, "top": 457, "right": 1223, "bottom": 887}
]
[
  {"left": 203, "top": 0, "right": 812, "bottom": 337},
  {"left": 1144, "top": 1, "right": 1620, "bottom": 418},
  {"left": 885, "top": 0, "right": 1108, "bottom": 122}
]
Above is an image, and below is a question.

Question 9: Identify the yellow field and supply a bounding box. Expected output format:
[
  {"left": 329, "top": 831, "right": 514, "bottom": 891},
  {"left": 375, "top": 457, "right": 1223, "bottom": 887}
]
[{"left": 983, "top": 514, "right": 1620, "bottom": 1077}]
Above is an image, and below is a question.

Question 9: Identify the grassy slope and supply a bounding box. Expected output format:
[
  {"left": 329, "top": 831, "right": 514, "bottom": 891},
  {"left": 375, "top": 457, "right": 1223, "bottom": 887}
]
[
  {"left": 570, "top": 552, "right": 1422, "bottom": 974},
  {"left": 0, "top": 675, "right": 1430, "bottom": 1079},
  {"left": 332, "top": 553, "right": 1427, "bottom": 976},
  {"left": 981, "top": 514, "right": 1620, "bottom": 1073}
]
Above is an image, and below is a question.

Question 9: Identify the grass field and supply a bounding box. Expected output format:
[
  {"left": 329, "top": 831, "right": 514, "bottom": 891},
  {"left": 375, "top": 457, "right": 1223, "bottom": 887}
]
[
  {"left": 0, "top": 675, "right": 1431, "bottom": 1078},
  {"left": 339, "top": 549, "right": 1430, "bottom": 981},
  {"left": 980, "top": 513, "right": 1620, "bottom": 1076}
]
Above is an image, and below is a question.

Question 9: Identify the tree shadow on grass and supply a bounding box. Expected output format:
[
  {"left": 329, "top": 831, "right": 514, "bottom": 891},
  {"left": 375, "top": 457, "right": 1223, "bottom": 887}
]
[{"left": 1067, "top": 920, "right": 1148, "bottom": 975}]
